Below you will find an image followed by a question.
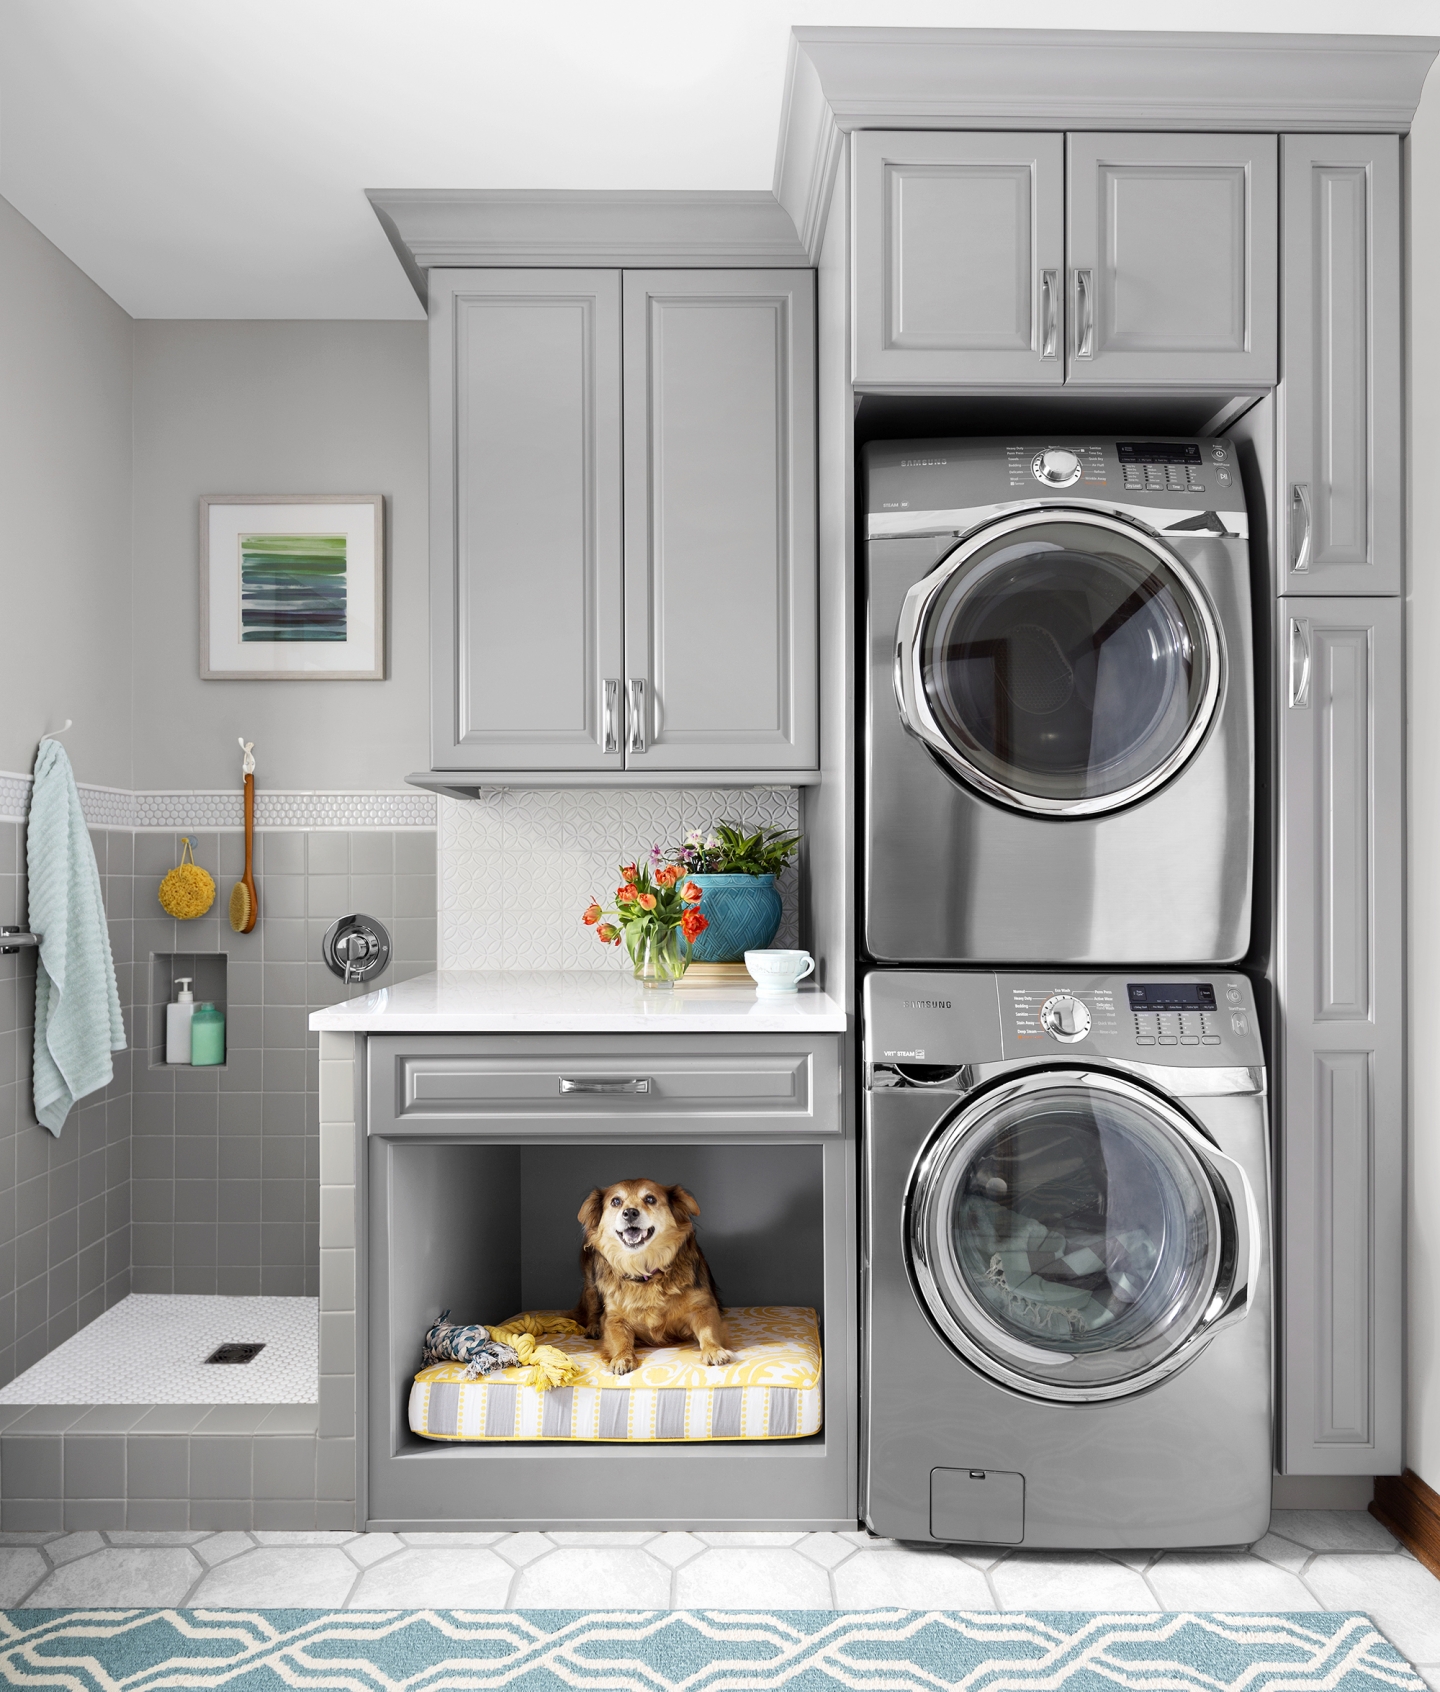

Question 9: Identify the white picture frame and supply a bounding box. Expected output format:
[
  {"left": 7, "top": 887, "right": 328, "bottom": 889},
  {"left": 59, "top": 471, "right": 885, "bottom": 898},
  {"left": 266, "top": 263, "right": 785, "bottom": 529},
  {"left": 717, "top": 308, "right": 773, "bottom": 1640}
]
[{"left": 199, "top": 494, "right": 385, "bottom": 680}]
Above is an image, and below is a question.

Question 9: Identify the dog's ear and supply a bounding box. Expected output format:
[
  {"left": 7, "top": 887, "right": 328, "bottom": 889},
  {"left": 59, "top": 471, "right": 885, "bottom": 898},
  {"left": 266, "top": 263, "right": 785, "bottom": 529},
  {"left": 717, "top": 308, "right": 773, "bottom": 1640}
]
[
  {"left": 577, "top": 1187, "right": 606, "bottom": 1230},
  {"left": 669, "top": 1185, "right": 700, "bottom": 1221}
]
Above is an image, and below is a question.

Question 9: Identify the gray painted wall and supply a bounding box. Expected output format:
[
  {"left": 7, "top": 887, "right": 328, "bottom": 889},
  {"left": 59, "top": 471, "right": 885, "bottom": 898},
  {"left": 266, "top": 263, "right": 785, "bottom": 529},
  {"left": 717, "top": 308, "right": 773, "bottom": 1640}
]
[
  {"left": 0, "top": 197, "right": 133, "bottom": 787},
  {"left": 130, "top": 321, "right": 430, "bottom": 792}
]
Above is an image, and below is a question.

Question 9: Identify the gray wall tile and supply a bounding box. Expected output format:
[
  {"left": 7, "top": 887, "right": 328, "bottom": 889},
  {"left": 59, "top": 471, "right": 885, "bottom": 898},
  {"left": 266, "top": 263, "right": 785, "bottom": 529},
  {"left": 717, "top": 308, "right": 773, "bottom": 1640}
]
[{"left": 63, "top": 1436, "right": 125, "bottom": 1499}]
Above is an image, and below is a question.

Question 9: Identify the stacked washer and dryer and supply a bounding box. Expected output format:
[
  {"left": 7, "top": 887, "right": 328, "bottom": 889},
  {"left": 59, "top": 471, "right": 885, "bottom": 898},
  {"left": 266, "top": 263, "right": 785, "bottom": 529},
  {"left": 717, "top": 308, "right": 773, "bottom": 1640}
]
[{"left": 860, "top": 438, "right": 1272, "bottom": 1548}]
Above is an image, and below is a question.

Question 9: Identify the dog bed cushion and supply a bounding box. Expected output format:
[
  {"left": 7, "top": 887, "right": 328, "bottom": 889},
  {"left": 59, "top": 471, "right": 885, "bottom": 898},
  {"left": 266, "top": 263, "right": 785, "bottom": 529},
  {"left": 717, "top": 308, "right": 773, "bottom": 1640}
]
[{"left": 409, "top": 1306, "right": 822, "bottom": 1442}]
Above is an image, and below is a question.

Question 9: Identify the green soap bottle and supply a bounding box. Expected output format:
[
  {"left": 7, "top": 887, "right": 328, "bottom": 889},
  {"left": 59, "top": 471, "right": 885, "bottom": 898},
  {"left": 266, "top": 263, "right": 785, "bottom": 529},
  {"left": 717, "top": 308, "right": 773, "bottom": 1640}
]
[{"left": 190, "top": 1002, "right": 225, "bottom": 1066}]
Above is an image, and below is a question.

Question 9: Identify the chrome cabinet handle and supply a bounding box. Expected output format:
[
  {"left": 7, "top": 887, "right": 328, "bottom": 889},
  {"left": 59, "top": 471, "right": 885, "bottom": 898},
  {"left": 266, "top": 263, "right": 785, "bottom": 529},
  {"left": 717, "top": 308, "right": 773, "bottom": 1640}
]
[
  {"left": 601, "top": 678, "right": 620, "bottom": 754},
  {"left": 1074, "top": 268, "right": 1094, "bottom": 359},
  {"left": 1289, "top": 617, "right": 1311, "bottom": 709},
  {"left": 559, "top": 1077, "right": 650, "bottom": 1094},
  {"left": 626, "top": 678, "right": 647, "bottom": 754},
  {"left": 1290, "top": 482, "right": 1312, "bottom": 572},
  {"left": 1039, "top": 268, "right": 1059, "bottom": 359}
]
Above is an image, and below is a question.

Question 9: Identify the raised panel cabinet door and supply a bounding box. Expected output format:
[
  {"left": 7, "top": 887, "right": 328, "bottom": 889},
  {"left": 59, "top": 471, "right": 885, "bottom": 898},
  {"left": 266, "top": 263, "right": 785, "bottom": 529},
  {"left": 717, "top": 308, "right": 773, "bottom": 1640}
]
[
  {"left": 852, "top": 131, "right": 1065, "bottom": 389},
  {"left": 1066, "top": 134, "right": 1278, "bottom": 387},
  {"left": 1277, "top": 598, "right": 1401, "bottom": 1475},
  {"left": 1279, "top": 137, "right": 1400, "bottom": 596},
  {"left": 430, "top": 269, "right": 624, "bottom": 770},
  {"left": 622, "top": 271, "right": 817, "bottom": 772}
]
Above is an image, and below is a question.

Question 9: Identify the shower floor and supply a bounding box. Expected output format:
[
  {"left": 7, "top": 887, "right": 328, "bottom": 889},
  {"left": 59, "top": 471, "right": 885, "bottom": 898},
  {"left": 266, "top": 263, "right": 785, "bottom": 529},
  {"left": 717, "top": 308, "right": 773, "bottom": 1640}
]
[{"left": 0, "top": 1295, "right": 318, "bottom": 1404}]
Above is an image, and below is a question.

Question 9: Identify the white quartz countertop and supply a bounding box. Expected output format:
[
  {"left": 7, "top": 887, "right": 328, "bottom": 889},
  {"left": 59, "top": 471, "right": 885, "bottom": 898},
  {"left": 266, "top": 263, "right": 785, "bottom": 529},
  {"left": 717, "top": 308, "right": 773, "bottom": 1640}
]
[{"left": 308, "top": 970, "right": 847, "bottom": 1034}]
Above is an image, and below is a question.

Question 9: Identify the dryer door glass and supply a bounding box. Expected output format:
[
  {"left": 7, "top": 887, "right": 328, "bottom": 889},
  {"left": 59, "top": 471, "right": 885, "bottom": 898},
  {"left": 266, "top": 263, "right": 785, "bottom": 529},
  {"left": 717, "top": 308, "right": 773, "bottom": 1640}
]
[
  {"left": 910, "top": 516, "right": 1219, "bottom": 815},
  {"left": 910, "top": 1072, "right": 1228, "bottom": 1399}
]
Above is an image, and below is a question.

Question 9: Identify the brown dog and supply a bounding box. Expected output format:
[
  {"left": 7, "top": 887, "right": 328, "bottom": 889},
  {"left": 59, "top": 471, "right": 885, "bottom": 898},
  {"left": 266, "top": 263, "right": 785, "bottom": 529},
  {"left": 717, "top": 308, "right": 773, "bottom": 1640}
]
[{"left": 572, "top": 1179, "right": 732, "bottom": 1375}]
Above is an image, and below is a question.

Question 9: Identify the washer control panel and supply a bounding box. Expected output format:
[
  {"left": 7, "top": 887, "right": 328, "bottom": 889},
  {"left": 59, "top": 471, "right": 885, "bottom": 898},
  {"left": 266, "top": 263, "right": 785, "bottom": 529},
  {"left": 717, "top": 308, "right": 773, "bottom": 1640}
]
[{"left": 862, "top": 971, "right": 1265, "bottom": 1072}]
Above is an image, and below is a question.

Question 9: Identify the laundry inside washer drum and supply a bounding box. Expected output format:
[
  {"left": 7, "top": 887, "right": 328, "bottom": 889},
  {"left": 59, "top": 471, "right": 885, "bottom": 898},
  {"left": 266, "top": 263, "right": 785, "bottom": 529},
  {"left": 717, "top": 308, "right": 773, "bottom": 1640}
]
[
  {"left": 948, "top": 1088, "right": 1217, "bottom": 1357},
  {"left": 920, "top": 525, "right": 1210, "bottom": 804}
]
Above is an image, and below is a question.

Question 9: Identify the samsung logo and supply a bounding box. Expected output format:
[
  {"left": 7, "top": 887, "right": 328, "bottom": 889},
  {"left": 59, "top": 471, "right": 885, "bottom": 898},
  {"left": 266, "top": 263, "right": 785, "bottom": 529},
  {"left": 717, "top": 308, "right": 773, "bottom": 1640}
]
[
  {"left": 903, "top": 998, "right": 952, "bottom": 1010},
  {"left": 899, "top": 458, "right": 947, "bottom": 468}
]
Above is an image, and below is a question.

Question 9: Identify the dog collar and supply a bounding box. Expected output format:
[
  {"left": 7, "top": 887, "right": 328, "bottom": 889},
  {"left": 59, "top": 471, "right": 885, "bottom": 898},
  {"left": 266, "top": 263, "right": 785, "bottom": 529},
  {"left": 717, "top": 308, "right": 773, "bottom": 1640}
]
[{"left": 624, "top": 1268, "right": 662, "bottom": 1283}]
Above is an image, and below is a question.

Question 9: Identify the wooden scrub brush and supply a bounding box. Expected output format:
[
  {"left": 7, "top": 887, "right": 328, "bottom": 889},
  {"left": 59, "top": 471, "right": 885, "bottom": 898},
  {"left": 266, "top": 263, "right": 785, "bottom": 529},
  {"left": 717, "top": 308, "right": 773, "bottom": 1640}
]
[{"left": 229, "top": 738, "right": 259, "bottom": 933}]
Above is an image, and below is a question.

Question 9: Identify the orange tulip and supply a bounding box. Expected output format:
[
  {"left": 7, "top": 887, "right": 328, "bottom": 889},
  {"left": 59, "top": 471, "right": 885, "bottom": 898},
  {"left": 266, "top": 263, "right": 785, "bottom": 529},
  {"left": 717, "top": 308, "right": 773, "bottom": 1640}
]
[
  {"left": 638, "top": 892, "right": 657, "bottom": 911},
  {"left": 617, "top": 883, "right": 639, "bottom": 902},
  {"left": 620, "top": 863, "right": 639, "bottom": 882},
  {"left": 597, "top": 923, "right": 620, "bottom": 943},
  {"left": 680, "top": 881, "right": 703, "bottom": 903},
  {"left": 680, "top": 909, "right": 708, "bottom": 942},
  {"left": 654, "top": 864, "right": 681, "bottom": 888},
  {"left": 582, "top": 902, "right": 602, "bottom": 926}
]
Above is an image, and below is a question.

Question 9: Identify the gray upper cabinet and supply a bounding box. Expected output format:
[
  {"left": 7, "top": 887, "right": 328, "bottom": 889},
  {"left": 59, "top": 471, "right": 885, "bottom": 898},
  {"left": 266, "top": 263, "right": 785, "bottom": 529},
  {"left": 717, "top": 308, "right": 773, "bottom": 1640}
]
[
  {"left": 1279, "top": 136, "right": 1400, "bottom": 596},
  {"left": 622, "top": 271, "right": 817, "bottom": 772},
  {"left": 852, "top": 132, "right": 1064, "bottom": 389},
  {"left": 431, "top": 267, "right": 818, "bottom": 777},
  {"left": 430, "top": 269, "right": 624, "bottom": 771},
  {"left": 1277, "top": 597, "right": 1401, "bottom": 1476},
  {"left": 1065, "top": 133, "right": 1277, "bottom": 387},
  {"left": 853, "top": 130, "right": 1276, "bottom": 390}
]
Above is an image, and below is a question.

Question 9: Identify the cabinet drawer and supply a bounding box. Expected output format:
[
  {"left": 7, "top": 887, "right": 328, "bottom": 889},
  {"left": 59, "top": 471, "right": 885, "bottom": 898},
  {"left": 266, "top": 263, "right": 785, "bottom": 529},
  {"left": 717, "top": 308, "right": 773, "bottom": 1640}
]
[{"left": 367, "top": 1035, "right": 838, "bottom": 1136}]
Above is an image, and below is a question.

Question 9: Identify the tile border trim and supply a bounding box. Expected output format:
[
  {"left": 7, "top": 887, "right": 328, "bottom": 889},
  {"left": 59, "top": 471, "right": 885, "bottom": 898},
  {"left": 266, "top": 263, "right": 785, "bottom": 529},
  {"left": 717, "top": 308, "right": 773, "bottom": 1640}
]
[{"left": 0, "top": 773, "right": 437, "bottom": 831}]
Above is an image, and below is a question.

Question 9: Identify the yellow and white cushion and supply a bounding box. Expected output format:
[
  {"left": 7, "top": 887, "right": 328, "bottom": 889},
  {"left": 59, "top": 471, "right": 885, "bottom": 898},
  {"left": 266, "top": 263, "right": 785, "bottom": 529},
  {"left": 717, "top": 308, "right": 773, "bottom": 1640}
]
[{"left": 409, "top": 1306, "right": 822, "bottom": 1442}]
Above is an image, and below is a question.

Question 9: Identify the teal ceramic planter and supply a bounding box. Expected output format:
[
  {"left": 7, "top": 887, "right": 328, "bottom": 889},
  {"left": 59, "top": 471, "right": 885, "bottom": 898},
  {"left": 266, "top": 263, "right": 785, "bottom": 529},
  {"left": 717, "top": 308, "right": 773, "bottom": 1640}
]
[{"left": 688, "top": 873, "right": 783, "bottom": 962}]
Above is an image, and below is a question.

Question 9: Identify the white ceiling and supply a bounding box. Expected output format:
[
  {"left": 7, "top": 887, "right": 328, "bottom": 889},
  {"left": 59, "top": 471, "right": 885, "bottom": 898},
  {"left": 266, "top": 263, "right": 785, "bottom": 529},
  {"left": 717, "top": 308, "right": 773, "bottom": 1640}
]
[{"left": 2, "top": 0, "right": 1436, "bottom": 320}]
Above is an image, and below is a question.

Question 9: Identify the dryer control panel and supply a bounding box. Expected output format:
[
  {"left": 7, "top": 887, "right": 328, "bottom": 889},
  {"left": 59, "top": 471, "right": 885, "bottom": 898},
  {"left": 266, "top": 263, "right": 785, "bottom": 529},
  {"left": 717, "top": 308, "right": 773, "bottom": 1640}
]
[{"left": 863, "top": 970, "right": 1264, "bottom": 1073}]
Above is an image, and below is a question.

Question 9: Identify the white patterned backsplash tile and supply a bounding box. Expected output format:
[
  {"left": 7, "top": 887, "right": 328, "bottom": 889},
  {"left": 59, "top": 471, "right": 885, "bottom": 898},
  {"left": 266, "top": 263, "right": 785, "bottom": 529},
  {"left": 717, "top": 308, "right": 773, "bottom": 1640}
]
[
  {"left": 0, "top": 772, "right": 134, "bottom": 828},
  {"left": 439, "top": 788, "right": 801, "bottom": 970}
]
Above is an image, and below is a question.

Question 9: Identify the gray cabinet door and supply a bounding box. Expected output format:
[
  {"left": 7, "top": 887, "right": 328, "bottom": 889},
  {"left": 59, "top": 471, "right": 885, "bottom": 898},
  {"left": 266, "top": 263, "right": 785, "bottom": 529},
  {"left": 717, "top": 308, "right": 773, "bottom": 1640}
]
[
  {"left": 1066, "top": 134, "right": 1277, "bottom": 387},
  {"left": 430, "top": 269, "right": 624, "bottom": 771},
  {"left": 622, "top": 270, "right": 818, "bottom": 771},
  {"left": 852, "top": 132, "right": 1064, "bottom": 389},
  {"left": 1277, "top": 598, "right": 1401, "bottom": 1475},
  {"left": 1279, "top": 137, "right": 1400, "bottom": 596}
]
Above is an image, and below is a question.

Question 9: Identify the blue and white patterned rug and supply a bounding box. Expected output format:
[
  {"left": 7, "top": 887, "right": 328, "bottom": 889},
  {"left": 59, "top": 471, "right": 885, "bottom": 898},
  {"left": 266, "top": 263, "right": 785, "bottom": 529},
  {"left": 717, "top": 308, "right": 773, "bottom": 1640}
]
[{"left": 0, "top": 1609, "right": 1421, "bottom": 1691}]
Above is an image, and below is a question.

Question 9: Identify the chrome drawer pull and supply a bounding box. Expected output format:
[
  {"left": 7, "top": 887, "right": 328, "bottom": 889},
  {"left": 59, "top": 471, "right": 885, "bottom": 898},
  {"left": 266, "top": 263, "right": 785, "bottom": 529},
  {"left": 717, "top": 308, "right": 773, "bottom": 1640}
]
[{"left": 559, "top": 1076, "right": 650, "bottom": 1094}]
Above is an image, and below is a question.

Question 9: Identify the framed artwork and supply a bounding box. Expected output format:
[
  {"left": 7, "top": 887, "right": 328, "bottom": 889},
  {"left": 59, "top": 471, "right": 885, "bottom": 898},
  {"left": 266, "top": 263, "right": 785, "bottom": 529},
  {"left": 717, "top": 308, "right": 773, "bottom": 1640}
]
[{"left": 200, "top": 494, "right": 385, "bottom": 680}]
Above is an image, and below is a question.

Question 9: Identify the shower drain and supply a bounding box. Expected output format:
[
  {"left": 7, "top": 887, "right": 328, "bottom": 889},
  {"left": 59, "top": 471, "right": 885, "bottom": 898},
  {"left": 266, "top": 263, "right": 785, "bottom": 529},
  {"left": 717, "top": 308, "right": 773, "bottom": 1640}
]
[{"left": 204, "top": 1342, "right": 266, "bottom": 1365}]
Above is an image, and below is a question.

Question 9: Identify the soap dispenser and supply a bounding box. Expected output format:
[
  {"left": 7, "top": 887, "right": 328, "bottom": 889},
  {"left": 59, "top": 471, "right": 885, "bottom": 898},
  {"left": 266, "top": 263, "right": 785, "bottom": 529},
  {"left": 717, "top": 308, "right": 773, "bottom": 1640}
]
[{"left": 166, "top": 978, "right": 195, "bottom": 1064}]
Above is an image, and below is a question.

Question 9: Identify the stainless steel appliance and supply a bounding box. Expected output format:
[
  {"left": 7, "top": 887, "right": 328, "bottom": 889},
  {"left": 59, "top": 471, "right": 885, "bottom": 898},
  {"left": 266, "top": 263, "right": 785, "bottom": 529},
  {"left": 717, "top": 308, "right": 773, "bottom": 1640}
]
[
  {"left": 863, "top": 437, "right": 1254, "bottom": 964},
  {"left": 862, "top": 968, "right": 1271, "bottom": 1547}
]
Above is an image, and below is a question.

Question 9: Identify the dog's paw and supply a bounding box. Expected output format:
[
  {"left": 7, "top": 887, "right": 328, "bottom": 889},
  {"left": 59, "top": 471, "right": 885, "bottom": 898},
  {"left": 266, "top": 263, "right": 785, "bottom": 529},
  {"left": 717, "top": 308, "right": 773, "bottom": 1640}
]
[
  {"left": 606, "top": 1354, "right": 637, "bottom": 1376},
  {"left": 700, "top": 1347, "right": 734, "bottom": 1367},
  {"left": 584, "top": 1325, "right": 602, "bottom": 1340}
]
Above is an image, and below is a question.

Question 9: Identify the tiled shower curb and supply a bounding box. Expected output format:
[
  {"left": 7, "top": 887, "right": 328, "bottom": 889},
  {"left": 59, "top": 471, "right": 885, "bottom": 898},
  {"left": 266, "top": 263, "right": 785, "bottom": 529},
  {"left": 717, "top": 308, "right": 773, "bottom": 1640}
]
[{"left": 0, "top": 1401, "right": 355, "bottom": 1531}]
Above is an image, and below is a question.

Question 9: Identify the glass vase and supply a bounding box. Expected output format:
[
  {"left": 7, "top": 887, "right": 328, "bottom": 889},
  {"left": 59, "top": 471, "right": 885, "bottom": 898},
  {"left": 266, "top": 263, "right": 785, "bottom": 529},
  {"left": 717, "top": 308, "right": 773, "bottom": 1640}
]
[{"left": 631, "top": 925, "right": 689, "bottom": 990}]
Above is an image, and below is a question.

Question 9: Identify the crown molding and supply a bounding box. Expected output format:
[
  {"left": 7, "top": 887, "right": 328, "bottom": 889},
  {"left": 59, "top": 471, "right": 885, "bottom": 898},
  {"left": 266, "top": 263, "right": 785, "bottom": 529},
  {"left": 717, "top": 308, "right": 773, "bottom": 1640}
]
[
  {"left": 775, "top": 27, "right": 1440, "bottom": 263},
  {"left": 366, "top": 190, "right": 810, "bottom": 306}
]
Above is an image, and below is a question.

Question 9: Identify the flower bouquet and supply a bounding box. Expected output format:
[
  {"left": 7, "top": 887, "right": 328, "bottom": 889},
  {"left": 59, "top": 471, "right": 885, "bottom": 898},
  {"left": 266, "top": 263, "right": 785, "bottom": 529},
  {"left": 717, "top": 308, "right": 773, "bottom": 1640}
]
[{"left": 582, "top": 860, "right": 709, "bottom": 989}]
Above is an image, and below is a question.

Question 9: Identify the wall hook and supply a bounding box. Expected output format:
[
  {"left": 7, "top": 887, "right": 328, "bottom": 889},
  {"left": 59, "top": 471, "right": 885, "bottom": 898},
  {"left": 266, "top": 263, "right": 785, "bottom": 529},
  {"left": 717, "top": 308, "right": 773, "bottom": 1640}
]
[{"left": 39, "top": 720, "right": 72, "bottom": 743}]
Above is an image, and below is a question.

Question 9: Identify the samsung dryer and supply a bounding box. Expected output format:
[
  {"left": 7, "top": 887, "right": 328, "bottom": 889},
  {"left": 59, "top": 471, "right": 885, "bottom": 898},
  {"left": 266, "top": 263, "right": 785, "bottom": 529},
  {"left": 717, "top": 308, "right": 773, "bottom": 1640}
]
[
  {"left": 863, "top": 438, "right": 1254, "bottom": 964},
  {"left": 861, "top": 968, "right": 1271, "bottom": 1549}
]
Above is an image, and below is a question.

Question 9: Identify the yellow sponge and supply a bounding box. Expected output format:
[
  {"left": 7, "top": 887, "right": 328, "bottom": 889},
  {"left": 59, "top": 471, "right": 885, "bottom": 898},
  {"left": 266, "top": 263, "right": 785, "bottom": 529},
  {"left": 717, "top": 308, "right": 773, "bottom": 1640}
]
[{"left": 158, "top": 839, "right": 215, "bottom": 920}]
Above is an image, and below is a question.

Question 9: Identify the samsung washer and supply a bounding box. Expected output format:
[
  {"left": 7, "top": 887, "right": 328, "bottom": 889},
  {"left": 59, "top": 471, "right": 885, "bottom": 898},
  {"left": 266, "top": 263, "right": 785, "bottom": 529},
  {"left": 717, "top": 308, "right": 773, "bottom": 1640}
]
[
  {"left": 862, "top": 969, "right": 1271, "bottom": 1548},
  {"left": 863, "top": 438, "right": 1254, "bottom": 965}
]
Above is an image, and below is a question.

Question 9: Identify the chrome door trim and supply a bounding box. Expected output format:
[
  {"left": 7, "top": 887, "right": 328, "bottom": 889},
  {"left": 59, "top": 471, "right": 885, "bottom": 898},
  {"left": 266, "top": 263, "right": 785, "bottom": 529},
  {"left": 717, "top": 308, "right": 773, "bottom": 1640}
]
[
  {"left": 869, "top": 1057, "right": 1265, "bottom": 1099},
  {"left": 906, "top": 1066, "right": 1247, "bottom": 1403},
  {"left": 868, "top": 502, "right": 1250, "bottom": 543},
  {"left": 893, "top": 508, "right": 1225, "bottom": 818}
]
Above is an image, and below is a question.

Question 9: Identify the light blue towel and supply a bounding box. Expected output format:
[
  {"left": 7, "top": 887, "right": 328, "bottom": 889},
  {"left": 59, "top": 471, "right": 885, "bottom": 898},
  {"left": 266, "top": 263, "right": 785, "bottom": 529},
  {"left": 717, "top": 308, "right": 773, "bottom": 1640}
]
[{"left": 27, "top": 740, "right": 126, "bottom": 1135}]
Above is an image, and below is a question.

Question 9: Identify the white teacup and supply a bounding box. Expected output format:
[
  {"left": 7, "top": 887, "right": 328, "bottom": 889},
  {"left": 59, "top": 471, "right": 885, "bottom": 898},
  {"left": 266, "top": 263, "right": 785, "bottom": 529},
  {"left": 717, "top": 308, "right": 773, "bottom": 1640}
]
[{"left": 744, "top": 949, "right": 816, "bottom": 995}]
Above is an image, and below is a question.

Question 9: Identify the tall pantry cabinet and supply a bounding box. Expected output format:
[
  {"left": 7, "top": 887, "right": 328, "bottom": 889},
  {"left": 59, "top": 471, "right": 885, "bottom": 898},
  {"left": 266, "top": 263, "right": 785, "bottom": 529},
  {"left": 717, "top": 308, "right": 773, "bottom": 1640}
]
[{"left": 1275, "top": 135, "right": 1403, "bottom": 1476}]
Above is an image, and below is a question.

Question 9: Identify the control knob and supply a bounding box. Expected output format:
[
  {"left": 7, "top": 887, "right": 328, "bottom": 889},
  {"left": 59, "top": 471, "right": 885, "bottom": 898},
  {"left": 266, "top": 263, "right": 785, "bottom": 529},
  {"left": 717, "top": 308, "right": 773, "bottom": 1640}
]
[
  {"left": 1040, "top": 994, "right": 1091, "bottom": 1042},
  {"left": 1032, "top": 448, "right": 1082, "bottom": 488}
]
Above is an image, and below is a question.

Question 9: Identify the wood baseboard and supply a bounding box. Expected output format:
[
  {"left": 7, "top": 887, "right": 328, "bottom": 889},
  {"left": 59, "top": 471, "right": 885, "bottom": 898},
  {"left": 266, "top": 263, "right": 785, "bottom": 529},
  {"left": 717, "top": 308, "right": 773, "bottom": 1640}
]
[{"left": 1371, "top": 1470, "right": 1440, "bottom": 1578}]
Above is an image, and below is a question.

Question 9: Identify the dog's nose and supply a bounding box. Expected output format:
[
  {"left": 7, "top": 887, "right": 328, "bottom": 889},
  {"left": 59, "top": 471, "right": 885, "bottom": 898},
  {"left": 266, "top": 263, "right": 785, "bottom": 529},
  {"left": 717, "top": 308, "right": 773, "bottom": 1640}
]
[{"left": 621, "top": 1207, "right": 639, "bottom": 1222}]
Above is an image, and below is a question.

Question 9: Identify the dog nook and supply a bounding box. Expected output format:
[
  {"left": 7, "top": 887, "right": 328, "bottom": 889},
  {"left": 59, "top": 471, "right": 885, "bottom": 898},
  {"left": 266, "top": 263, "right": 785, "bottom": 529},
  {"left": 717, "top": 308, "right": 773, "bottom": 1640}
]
[{"left": 364, "top": 1033, "right": 852, "bottom": 1532}]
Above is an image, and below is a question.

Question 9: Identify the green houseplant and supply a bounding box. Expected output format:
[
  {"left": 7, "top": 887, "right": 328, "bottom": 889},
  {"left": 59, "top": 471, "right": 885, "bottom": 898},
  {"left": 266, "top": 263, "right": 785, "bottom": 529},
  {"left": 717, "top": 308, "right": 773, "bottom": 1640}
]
[{"left": 663, "top": 823, "right": 801, "bottom": 963}]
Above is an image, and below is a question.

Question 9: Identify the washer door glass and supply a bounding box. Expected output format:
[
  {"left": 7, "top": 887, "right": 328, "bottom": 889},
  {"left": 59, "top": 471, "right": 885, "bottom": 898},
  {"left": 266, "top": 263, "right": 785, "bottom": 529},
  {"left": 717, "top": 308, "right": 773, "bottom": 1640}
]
[
  {"left": 911, "top": 516, "right": 1219, "bottom": 814},
  {"left": 910, "top": 1072, "right": 1225, "bottom": 1399}
]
